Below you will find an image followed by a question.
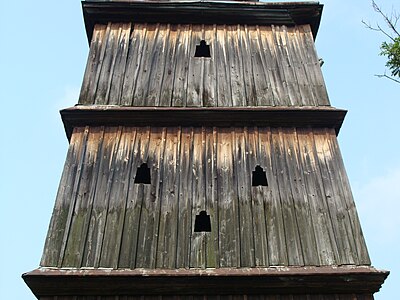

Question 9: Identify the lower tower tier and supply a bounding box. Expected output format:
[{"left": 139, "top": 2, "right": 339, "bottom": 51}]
[{"left": 39, "top": 125, "right": 370, "bottom": 268}]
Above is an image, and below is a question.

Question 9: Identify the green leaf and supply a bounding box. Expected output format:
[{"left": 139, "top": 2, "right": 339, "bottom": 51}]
[{"left": 380, "top": 36, "right": 400, "bottom": 78}]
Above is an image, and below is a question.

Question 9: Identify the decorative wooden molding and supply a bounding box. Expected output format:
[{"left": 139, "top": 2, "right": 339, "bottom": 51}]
[
  {"left": 60, "top": 105, "right": 346, "bottom": 141},
  {"left": 82, "top": 1, "right": 323, "bottom": 42},
  {"left": 23, "top": 266, "right": 389, "bottom": 297}
]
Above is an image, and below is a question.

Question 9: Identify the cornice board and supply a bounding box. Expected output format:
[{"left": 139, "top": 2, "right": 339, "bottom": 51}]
[
  {"left": 23, "top": 266, "right": 389, "bottom": 297},
  {"left": 60, "top": 106, "right": 346, "bottom": 140}
]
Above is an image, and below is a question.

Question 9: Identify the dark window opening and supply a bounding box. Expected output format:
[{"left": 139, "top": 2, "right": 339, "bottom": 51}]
[
  {"left": 194, "top": 40, "right": 211, "bottom": 58},
  {"left": 134, "top": 163, "right": 151, "bottom": 184},
  {"left": 194, "top": 211, "right": 211, "bottom": 232},
  {"left": 252, "top": 165, "right": 268, "bottom": 187}
]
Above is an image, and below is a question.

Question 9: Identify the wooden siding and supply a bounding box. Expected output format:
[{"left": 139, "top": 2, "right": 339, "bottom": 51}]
[
  {"left": 39, "top": 295, "right": 374, "bottom": 300},
  {"left": 41, "top": 126, "right": 369, "bottom": 269},
  {"left": 79, "top": 23, "right": 329, "bottom": 107}
]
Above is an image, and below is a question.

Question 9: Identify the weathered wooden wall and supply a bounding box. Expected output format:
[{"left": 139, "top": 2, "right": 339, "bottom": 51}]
[
  {"left": 79, "top": 23, "right": 329, "bottom": 107},
  {"left": 41, "top": 126, "right": 369, "bottom": 269}
]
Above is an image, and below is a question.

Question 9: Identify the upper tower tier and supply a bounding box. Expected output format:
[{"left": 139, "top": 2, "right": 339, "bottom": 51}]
[{"left": 79, "top": 1, "right": 328, "bottom": 107}]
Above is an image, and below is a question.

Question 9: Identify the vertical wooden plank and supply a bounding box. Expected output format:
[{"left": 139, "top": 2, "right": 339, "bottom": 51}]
[
  {"left": 136, "top": 127, "right": 167, "bottom": 268},
  {"left": 187, "top": 25, "right": 204, "bottom": 107},
  {"left": 217, "top": 128, "right": 238, "bottom": 267},
  {"left": 172, "top": 24, "right": 191, "bottom": 106},
  {"left": 240, "top": 25, "right": 256, "bottom": 106},
  {"left": 41, "top": 128, "right": 86, "bottom": 266},
  {"left": 287, "top": 27, "right": 315, "bottom": 106},
  {"left": 227, "top": 26, "right": 246, "bottom": 106},
  {"left": 108, "top": 23, "right": 132, "bottom": 105},
  {"left": 99, "top": 128, "right": 137, "bottom": 267},
  {"left": 260, "top": 26, "right": 285, "bottom": 106},
  {"left": 258, "top": 127, "right": 288, "bottom": 265},
  {"left": 300, "top": 25, "right": 330, "bottom": 106},
  {"left": 293, "top": 25, "right": 318, "bottom": 106},
  {"left": 275, "top": 26, "right": 302, "bottom": 106},
  {"left": 133, "top": 23, "right": 159, "bottom": 106},
  {"left": 326, "top": 129, "right": 371, "bottom": 264},
  {"left": 118, "top": 127, "right": 150, "bottom": 268},
  {"left": 248, "top": 26, "right": 274, "bottom": 106},
  {"left": 271, "top": 25, "right": 299, "bottom": 106},
  {"left": 190, "top": 127, "right": 207, "bottom": 268},
  {"left": 280, "top": 128, "right": 317, "bottom": 266},
  {"left": 308, "top": 130, "right": 341, "bottom": 264},
  {"left": 233, "top": 127, "right": 255, "bottom": 266},
  {"left": 264, "top": 25, "right": 290, "bottom": 106},
  {"left": 257, "top": 25, "right": 279, "bottom": 106},
  {"left": 146, "top": 24, "right": 169, "bottom": 106},
  {"left": 62, "top": 127, "right": 103, "bottom": 267},
  {"left": 271, "top": 128, "right": 303, "bottom": 265},
  {"left": 203, "top": 25, "right": 217, "bottom": 107},
  {"left": 215, "top": 25, "right": 232, "bottom": 106},
  {"left": 156, "top": 127, "right": 180, "bottom": 268},
  {"left": 288, "top": 128, "right": 319, "bottom": 265},
  {"left": 313, "top": 129, "right": 354, "bottom": 265},
  {"left": 94, "top": 23, "right": 122, "bottom": 105},
  {"left": 295, "top": 25, "right": 319, "bottom": 106},
  {"left": 176, "top": 127, "right": 194, "bottom": 268},
  {"left": 79, "top": 24, "right": 107, "bottom": 105},
  {"left": 121, "top": 23, "right": 147, "bottom": 106},
  {"left": 87, "top": 24, "right": 111, "bottom": 105},
  {"left": 205, "top": 127, "right": 219, "bottom": 267},
  {"left": 159, "top": 24, "right": 179, "bottom": 106},
  {"left": 76, "top": 127, "right": 106, "bottom": 268},
  {"left": 296, "top": 128, "right": 337, "bottom": 265},
  {"left": 247, "top": 127, "right": 268, "bottom": 267},
  {"left": 81, "top": 127, "right": 122, "bottom": 267},
  {"left": 58, "top": 127, "right": 90, "bottom": 267}
]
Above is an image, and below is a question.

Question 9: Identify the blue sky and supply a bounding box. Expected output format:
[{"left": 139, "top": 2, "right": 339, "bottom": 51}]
[{"left": 0, "top": 0, "right": 398, "bottom": 299}]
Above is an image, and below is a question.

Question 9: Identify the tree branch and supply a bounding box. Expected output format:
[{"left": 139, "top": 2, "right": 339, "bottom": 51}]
[
  {"left": 375, "top": 73, "right": 400, "bottom": 84},
  {"left": 372, "top": 0, "right": 400, "bottom": 37}
]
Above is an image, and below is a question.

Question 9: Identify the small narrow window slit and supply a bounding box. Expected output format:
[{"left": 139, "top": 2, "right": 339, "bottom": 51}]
[
  {"left": 252, "top": 165, "right": 268, "bottom": 187},
  {"left": 194, "top": 40, "right": 211, "bottom": 58},
  {"left": 134, "top": 163, "right": 151, "bottom": 184},
  {"left": 194, "top": 211, "right": 211, "bottom": 232}
]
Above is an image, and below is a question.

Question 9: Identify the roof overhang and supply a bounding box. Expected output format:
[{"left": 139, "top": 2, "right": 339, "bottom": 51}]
[
  {"left": 23, "top": 266, "right": 388, "bottom": 297},
  {"left": 60, "top": 105, "right": 346, "bottom": 141},
  {"left": 82, "top": 1, "right": 323, "bottom": 43}
]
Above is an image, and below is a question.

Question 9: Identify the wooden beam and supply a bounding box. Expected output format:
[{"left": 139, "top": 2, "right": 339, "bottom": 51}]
[
  {"left": 60, "top": 106, "right": 346, "bottom": 141},
  {"left": 23, "top": 266, "right": 389, "bottom": 297}
]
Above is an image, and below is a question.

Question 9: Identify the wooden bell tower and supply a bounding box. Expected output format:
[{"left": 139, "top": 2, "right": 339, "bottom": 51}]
[{"left": 24, "top": 1, "right": 389, "bottom": 299}]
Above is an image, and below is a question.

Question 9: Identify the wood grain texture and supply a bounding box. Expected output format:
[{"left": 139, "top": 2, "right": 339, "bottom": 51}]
[
  {"left": 79, "top": 24, "right": 329, "bottom": 107},
  {"left": 26, "top": 266, "right": 387, "bottom": 297},
  {"left": 41, "top": 126, "right": 370, "bottom": 269},
  {"left": 41, "top": 127, "right": 87, "bottom": 266}
]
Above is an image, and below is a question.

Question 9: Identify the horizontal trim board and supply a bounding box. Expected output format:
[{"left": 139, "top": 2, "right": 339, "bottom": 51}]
[
  {"left": 23, "top": 266, "right": 388, "bottom": 297},
  {"left": 82, "top": 1, "right": 323, "bottom": 42},
  {"left": 61, "top": 106, "right": 346, "bottom": 140}
]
